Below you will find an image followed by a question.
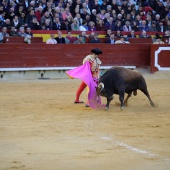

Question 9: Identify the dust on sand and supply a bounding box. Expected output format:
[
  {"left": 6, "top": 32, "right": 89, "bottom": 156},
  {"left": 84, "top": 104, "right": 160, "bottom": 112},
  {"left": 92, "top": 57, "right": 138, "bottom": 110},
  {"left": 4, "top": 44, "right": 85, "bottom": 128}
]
[{"left": 0, "top": 71, "right": 170, "bottom": 170}]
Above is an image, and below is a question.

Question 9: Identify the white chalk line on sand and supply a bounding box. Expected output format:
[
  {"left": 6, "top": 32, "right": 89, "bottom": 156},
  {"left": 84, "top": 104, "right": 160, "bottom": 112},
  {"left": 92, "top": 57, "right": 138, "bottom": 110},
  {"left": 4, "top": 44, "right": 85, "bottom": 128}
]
[{"left": 100, "top": 136, "right": 158, "bottom": 157}]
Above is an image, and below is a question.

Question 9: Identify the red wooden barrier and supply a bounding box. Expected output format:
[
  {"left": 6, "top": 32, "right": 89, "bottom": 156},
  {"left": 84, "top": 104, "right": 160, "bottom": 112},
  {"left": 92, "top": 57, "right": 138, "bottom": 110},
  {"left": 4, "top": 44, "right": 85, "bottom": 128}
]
[
  {"left": 150, "top": 45, "right": 170, "bottom": 73},
  {"left": 0, "top": 44, "right": 150, "bottom": 68}
]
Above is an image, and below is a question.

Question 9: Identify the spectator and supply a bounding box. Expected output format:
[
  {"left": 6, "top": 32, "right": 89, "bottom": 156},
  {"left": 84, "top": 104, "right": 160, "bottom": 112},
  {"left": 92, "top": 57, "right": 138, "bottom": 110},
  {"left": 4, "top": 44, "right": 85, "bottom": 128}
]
[
  {"left": 0, "top": 11, "right": 5, "bottom": 27},
  {"left": 115, "top": 29, "right": 123, "bottom": 38},
  {"left": 65, "top": 30, "right": 77, "bottom": 43},
  {"left": 111, "top": 9, "right": 117, "bottom": 22},
  {"left": 26, "top": 9, "right": 36, "bottom": 25},
  {"left": 123, "top": 20, "right": 132, "bottom": 32},
  {"left": 61, "top": 19, "right": 72, "bottom": 30},
  {"left": 116, "top": 13, "right": 123, "bottom": 22},
  {"left": 105, "top": 29, "right": 112, "bottom": 38},
  {"left": 1, "top": 18, "right": 11, "bottom": 29},
  {"left": 106, "top": 5, "right": 112, "bottom": 15},
  {"left": 160, "top": 5, "right": 169, "bottom": 20},
  {"left": 91, "top": 9, "right": 97, "bottom": 24},
  {"left": 104, "top": 12, "right": 110, "bottom": 24},
  {"left": 1, "top": 0, "right": 10, "bottom": 16},
  {"left": 89, "top": 33, "right": 101, "bottom": 43},
  {"left": 138, "top": 20, "right": 150, "bottom": 32},
  {"left": 96, "top": 19, "right": 106, "bottom": 31},
  {"left": 114, "top": 20, "right": 123, "bottom": 31},
  {"left": 127, "top": 30, "right": 137, "bottom": 38},
  {"left": 41, "top": 11, "right": 52, "bottom": 27},
  {"left": 85, "top": 14, "right": 91, "bottom": 25},
  {"left": 105, "top": 16, "right": 115, "bottom": 31},
  {"left": 80, "top": 7, "right": 89, "bottom": 20},
  {"left": 15, "top": 5, "right": 24, "bottom": 18},
  {"left": 139, "top": 30, "right": 151, "bottom": 38},
  {"left": 79, "top": 20, "right": 88, "bottom": 31},
  {"left": 158, "top": 21, "right": 166, "bottom": 32},
  {"left": 89, "top": 31, "right": 95, "bottom": 39},
  {"left": 124, "top": 13, "right": 132, "bottom": 24},
  {"left": 46, "top": 34, "right": 57, "bottom": 44},
  {"left": 0, "top": 31, "right": 3, "bottom": 43},
  {"left": 11, "top": 15, "right": 22, "bottom": 30},
  {"left": 164, "top": 30, "right": 170, "bottom": 38},
  {"left": 77, "top": 31, "right": 89, "bottom": 43},
  {"left": 131, "top": 21, "right": 140, "bottom": 32},
  {"left": 105, "top": 33, "right": 116, "bottom": 44},
  {"left": 154, "top": 14, "right": 161, "bottom": 25},
  {"left": 52, "top": 17, "right": 62, "bottom": 30},
  {"left": 19, "top": 12, "right": 27, "bottom": 28},
  {"left": 35, "top": 6, "right": 43, "bottom": 23},
  {"left": 18, "top": 26, "right": 31, "bottom": 44},
  {"left": 62, "top": 8, "right": 72, "bottom": 21},
  {"left": 1, "top": 26, "right": 9, "bottom": 37},
  {"left": 74, "top": 36, "right": 85, "bottom": 44},
  {"left": 115, "top": 36, "right": 130, "bottom": 44},
  {"left": 71, "top": 18, "right": 79, "bottom": 31},
  {"left": 43, "top": 19, "right": 53, "bottom": 30},
  {"left": 25, "top": 27, "right": 33, "bottom": 36},
  {"left": 164, "top": 20, "right": 170, "bottom": 31},
  {"left": 6, "top": 7, "right": 15, "bottom": 21},
  {"left": 149, "top": 21, "right": 160, "bottom": 32},
  {"left": 9, "top": 26, "right": 19, "bottom": 36},
  {"left": 100, "top": 9, "right": 106, "bottom": 20},
  {"left": 54, "top": 31, "right": 66, "bottom": 44},
  {"left": 29, "top": 17, "right": 42, "bottom": 30},
  {"left": 131, "top": 9, "right": 136, "bottom": 21},
  {"left": 53, "top": 7, "right": 63, "bottom": 22},
  {"left": 88, "top": 21, "right": 96, "bottom": 31},
  {"left": 74, "top": 13, "right": 83, "bottom": 26},
  {"left": 100, "top": 0, "right": 108, "bottom": 11},
  {"left": 146, "top": 14, "right": 152, "bottom": 28},
  {"left": 18, "top": 26, "right": 27, "bottom": 37}
]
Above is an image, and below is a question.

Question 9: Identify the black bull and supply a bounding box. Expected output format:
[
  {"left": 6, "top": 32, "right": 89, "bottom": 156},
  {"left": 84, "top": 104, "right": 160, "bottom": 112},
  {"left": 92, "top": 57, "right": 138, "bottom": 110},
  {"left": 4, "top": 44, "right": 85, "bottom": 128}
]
[{"left": 96, "top": 67, "right": 155, "bottom": 110}]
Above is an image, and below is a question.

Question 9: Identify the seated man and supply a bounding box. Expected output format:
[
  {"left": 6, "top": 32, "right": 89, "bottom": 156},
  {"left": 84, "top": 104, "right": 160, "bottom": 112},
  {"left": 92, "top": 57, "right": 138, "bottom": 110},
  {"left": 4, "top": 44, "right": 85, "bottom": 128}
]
[
  {"left": 89, "top": 33, "right": 101, "bottom": 43},
  {"left": 139, "top": 30, "right": 151, "bottom": 38},
  {"left": 54, "top": 31, "right": 65, "bottom": 44},
  {"left": 18, "top": 26, "right": 31, "bottom": 44},
  {"left": 127, "top": 30, "right": 136, "bottom": 38},
  {"left": 115, "top": 36, "right": 130, "bottom": 44},
  {"left": 105, "top": 33, "right": 115, "bottom": 44},
  {"left": 74, "top": 36, "right": 85, "bottom": 44},
  {"left": 9, "top": 26, "right": 19, "bottom": 36}
]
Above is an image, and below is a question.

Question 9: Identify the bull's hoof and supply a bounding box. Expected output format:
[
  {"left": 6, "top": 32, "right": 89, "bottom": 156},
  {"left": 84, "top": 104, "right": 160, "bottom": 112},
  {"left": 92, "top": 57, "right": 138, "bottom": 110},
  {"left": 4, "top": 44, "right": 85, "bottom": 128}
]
[
  {"left": 120, "top": 106, "right": 124, "bottom": 111},
  {"left": 104, "top": 106, "right": 109, "bottom": 110},
  {"left": 151, "top": 103, "right": 155, "bottom": 107}
]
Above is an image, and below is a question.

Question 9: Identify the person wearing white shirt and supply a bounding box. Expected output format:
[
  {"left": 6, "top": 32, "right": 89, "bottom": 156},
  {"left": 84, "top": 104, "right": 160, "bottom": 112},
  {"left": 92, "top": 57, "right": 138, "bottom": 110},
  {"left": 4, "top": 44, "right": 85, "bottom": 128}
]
[{"left": 46, "top": 34, "right": 57, "bottom": 44}]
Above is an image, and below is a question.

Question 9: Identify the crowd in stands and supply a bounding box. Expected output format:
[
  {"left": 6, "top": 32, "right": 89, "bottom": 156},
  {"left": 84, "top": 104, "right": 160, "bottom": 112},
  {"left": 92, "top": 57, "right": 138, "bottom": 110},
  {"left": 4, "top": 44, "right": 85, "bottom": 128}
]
[{"left": 0, "top": 0, "right": 170, "bottom": 44}]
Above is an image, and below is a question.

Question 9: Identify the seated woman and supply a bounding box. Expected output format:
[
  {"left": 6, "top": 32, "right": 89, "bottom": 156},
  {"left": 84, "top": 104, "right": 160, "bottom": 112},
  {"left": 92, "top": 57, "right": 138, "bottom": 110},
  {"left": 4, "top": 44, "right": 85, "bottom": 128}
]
[{"left": 88, "top": 21, "right": 96, "bottom": 31}]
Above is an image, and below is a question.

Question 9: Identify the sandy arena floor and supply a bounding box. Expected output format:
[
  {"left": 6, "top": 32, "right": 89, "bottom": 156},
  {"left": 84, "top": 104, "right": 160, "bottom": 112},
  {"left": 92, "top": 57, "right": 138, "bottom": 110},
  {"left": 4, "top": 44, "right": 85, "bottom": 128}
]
[{"left": 0, "top": 70, "right": 170, "bottom": 170}]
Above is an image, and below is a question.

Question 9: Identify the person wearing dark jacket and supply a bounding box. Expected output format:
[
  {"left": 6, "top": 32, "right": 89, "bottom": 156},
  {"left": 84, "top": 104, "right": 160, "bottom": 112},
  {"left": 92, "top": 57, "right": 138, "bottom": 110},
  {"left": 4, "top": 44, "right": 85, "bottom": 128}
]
[
  {"left": 28, "top": 17, "right": 42, "bottom": 30},
  {"left": 89, "top": 33, "right": 101, "bottom": 43},
  {"left": 54, "top": 31, "right": 65, "bottom": 44},
  {"left": 60, "top": 19, "right": 71, "bottom": 30}
]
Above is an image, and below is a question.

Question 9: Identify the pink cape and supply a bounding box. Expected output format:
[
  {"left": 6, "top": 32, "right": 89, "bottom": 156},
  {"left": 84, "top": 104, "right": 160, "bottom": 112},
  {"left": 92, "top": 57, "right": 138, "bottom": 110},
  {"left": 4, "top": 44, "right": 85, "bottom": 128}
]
[{"left": 66, "top": 61, "right": 103, "bottom": 109}]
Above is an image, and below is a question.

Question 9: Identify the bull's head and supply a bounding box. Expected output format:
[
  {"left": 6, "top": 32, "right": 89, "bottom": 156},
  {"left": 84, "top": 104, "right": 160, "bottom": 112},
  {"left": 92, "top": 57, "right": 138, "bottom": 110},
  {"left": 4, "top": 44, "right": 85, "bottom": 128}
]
[{"left": 96, "top": 82, "right": 105, "bottom": 96}]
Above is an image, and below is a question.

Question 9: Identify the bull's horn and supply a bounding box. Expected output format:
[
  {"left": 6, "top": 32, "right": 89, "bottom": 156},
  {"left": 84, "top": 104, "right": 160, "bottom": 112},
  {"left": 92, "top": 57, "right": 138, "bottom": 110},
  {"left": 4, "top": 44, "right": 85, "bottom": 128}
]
[{"left": 98, "top": 83, "right": 104, "bottom": 91}]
